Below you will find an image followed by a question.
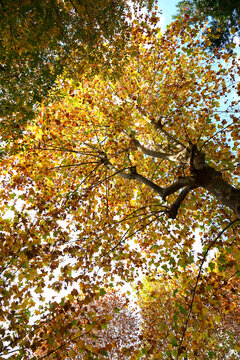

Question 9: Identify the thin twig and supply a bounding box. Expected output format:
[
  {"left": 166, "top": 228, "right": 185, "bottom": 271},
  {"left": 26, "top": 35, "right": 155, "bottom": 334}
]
[{"left": 177, "top": 218, "right": 239, "bottom": 359}]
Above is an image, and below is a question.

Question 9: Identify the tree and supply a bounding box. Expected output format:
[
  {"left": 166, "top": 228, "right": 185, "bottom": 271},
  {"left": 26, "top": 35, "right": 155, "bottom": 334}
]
[
  {"left": 137, "top": 266, "right": 240, "bottom": 359},
  {"left": 0, "top": 0, "right": 154, "bottom": 140},
  {"left": 176, "top": 0, "right": 240, "bottom": 52},
  {"left": 0, "top": 12, "right": 239, "bottom": 358},
  {"left": 34, "top": 291, "right": 140, "bottom": 359}
]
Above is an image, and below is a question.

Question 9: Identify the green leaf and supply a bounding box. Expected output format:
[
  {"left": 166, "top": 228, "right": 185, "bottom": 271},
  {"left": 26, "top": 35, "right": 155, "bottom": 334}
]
[
  {"left": 162, "top": 265, "right": 169, "bottom": 272},
  {"left": 208, "top": 351, "right": 215, "bottom": 359},
  {"left": 171, "top": 337, "right": 178, "bottom": 347},
  {"left": 179, "top": 305, "right": 186, "bottom": 314},
  {"left": 173, "top": 289, "right": 178, "bottom": 297},
  {"left": 173, "top": 312, "right": 179, "bottom": 322},
  {"left": 99, "top": 288, "right": 106, "bottom": 297},
  {"left": 209, "top": 262, "right": 215, "bottom": 271},
  {"left": 101, "top": 350, "right": 108, "bottom": 357},
  {"left": 48, "top": 337, "right": 54, "bottom": 345}
]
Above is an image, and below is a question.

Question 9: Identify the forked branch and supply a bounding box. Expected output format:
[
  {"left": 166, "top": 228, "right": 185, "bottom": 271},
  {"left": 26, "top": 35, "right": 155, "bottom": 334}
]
[
  {"left": 118, "top": 166, "right": 198, "bottom": 218},
  {"left": 168, "top": 185, "right": 198, "bottom": 219}
]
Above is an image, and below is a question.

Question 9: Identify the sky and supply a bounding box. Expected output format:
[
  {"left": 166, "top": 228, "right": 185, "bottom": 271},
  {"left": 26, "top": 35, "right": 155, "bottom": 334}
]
[{"left": 157, "top": 0, "right": 180, "bottom": 30}]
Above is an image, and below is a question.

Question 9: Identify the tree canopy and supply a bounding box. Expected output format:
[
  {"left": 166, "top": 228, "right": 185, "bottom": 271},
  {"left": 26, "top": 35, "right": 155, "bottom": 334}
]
[
  {"left": 35, "top": 291, "right": 140, "bottom": 359},
  {"left": 0, "top": 0, "right": 154, "bottom": 139},
  {"left": 138, "top": 269, "right": 240, "bottom": 358},
  {"left": 176, "top": 0, "right": 240, "bottom": 52},
  {"left": 0, "top": 9, "right": 240, "bottom": 360}
]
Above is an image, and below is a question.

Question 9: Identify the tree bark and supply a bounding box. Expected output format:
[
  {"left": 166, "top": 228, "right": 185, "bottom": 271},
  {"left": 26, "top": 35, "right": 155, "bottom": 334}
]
[
  {"left": 191, "top": 164, "right": 240, "bottom": 218},
  {"left": 117, "top": 144, "right": 240, "bottom": 219}
]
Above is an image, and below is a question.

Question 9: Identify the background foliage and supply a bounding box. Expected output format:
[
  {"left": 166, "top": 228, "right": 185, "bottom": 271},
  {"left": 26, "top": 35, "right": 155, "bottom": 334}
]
[
  {"left": 0, "top": 3, "right": 239, "bottom": 359},
  {"left": 176, "top": 0, "right": 240, "bottom": 52}
]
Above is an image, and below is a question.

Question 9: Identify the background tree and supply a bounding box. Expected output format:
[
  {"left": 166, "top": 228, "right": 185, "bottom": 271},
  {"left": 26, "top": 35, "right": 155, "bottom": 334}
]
[
  {"left": 0, "top": 12, "right": 239, "bottom": 358},
  {"left": 0, "top": 0, "right": 155, "bottom": 141},
  {"left": 176, "top": 0, "right": 240, "bottom": 52},
  {"left": 34, "top": 291, "right": 140, "bottom": 359},
  {"left": 137, "top": 265, "right": 240, "bottom": 359}
]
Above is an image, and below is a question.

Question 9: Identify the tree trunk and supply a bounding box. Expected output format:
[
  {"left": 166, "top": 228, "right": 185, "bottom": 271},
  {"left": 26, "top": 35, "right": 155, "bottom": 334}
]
[{"left": 192, "top": 164, "right": 240, "bottom": 218}]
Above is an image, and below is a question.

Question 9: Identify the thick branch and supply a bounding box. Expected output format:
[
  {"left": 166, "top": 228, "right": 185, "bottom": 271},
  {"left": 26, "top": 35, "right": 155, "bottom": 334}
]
[
  {"left": 132, "top": 137, "right": 174, "bottom": 160},
  {"left": 118, "top": 166, "right": 165, "bottom": 197},
  {"left": 168, "top": 185, "right": 197, "bottom": 219},
  {"left": 154, "top": 117, "right": 185, "bottom": 149},
  {"left": 114, "top": 144, "right": 240, "bottom": 219},
  {"left": 132, "top": 137, "right": 190, "bottom": 164},
  {"left": 134, "top": 172, "right": 166, "bottom": 197},
  {"left": 128, "top": 100, "right": 184, "bottom": 148},
  {"left": 118, "top": 166, "right": 198, "bottom": 202},
  {"left": 193, "top": 165, "right": 240, "bottom": 218},
  {"left": 164, "top": 177, "right": 198, "bottom": 199}
]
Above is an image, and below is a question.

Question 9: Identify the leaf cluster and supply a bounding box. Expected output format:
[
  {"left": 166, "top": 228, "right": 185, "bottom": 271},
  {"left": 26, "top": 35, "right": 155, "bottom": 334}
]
[{"left": 175, "top": 0, "right": 240, "bottom": 53}]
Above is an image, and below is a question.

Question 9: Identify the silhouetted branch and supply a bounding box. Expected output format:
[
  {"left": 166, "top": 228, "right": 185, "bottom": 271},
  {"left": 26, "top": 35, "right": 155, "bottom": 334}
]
[{"left": 177, "top": 218, "right": 240, "bottom": 359}]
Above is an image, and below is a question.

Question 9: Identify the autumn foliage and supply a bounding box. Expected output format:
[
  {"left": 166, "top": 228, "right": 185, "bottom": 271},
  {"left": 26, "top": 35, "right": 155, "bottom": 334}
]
[
  {"left": 0, "top": 8, "right": 239, "bottom": 360},
  {"left": 0, "top": 0, "right": 153, "bottom": 138},
  {"left": 138, "top": 269, "right": 240, "bottom": 359},
  {"left": 34, "top": 291, "right": 139, "bottom": 359}
]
